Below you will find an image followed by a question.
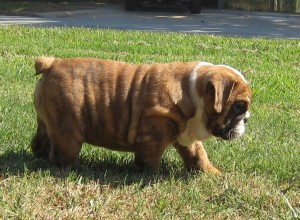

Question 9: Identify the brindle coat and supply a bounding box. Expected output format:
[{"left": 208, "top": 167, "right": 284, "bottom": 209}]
[{"left": 31, "top": 57, "right": 252, "bottom": 174}]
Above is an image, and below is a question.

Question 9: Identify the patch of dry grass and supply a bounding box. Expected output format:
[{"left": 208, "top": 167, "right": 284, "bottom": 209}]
[{"left": 1, "top": 170, "right": 299, "bottom": 219}]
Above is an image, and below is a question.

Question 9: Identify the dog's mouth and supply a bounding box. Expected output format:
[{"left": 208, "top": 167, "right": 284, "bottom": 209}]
[{"left": 212, "top": 111, "right": 250, "bottom": 140}]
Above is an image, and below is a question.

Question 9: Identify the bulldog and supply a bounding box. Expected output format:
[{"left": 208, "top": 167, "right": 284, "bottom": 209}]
[{"left": 31, "top": 57, "right": 252, "bottom": 174}]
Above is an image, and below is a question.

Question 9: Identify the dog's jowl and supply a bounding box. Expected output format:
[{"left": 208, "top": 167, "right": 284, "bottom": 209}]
[{"left": 31, "top": 57, "right": 252, "bottom": 174}]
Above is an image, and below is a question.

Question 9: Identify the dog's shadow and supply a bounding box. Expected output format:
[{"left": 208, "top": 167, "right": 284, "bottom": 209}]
[{"left": 0, "top": 149, "right": 193, "bottom": 188}]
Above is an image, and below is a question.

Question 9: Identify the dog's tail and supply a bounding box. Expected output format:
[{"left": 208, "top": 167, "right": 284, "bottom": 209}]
[{"left": 35, "top": 56, "right": 56, "bottom": 75}]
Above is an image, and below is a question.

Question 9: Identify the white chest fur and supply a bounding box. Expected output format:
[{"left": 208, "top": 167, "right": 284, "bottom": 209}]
[
  {"left": 177, "top": 106, "right": 212, "bottom": 147},
  {"left": 176, "top": 62, "right": 213, "bottom": 147}
]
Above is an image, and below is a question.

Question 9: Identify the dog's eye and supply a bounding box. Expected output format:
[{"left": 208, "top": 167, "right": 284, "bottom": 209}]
[{"left": 232, "top": 101, "right": 247, "bottom": 114}]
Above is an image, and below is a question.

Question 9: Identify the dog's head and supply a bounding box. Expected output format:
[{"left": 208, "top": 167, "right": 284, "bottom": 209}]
[{"left": 194, "top": 63, "right": 252, "bottom": 140}]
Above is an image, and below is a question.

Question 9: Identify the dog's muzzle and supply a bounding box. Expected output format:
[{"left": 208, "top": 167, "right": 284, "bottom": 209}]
[{"left": 212, "top": 111, "right": 250, "bottom": 140}]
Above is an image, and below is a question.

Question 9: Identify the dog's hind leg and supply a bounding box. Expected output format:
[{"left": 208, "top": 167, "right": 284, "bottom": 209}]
[
  {"left": 31, "top": 117, "right": 83, "bottom": 167},
  {"left": 31, "top": 117, "right": 51, "bottom": 159},
  {"left": 47, "top": 124, "right": 83, "bottom": 167}
]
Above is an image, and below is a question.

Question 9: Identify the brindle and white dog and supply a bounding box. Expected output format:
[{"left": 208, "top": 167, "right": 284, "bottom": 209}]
[{"left": 31, "top": 57, "right": 252, "bottom": 174}]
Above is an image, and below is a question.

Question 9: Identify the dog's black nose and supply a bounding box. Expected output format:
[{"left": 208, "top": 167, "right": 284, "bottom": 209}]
[{"left": 244, "top": 117, "right": 248, "bottom": 124}]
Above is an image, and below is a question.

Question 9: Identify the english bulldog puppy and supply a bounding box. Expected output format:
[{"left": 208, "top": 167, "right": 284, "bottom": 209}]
[{"left": 31, "top": 57, "right": 252, "bottom": 174}]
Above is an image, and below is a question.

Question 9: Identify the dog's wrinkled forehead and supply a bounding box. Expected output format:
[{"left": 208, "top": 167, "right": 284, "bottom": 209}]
[
  {"left": 217, "top": 65, "right": 247, "bottom": 83},
  {"left": 195, "top": 62, "right": 247, "bottom": 84}
]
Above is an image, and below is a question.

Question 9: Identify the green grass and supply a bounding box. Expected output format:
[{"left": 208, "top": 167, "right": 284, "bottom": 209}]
[{"left": 0, "top": 26, "right": 299, "bottom": 219}]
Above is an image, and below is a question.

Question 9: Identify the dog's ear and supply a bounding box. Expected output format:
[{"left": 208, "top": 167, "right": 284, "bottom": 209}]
[{"left": 207, "top": 76, "right": 235, "bottom": 113}]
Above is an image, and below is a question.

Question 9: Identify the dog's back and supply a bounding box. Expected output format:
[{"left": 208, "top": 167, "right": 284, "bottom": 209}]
[{"left": 33, "top": 57, "right": 194, "bottom": 153}]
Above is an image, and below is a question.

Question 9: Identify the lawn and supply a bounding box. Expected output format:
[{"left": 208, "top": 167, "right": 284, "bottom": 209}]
[{"left": 0, "top": 26, "right": 299, "bottom": 219}]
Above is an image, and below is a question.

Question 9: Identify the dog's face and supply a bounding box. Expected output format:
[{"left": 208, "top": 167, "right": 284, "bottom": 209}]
[
  {"left": 209, "top": 98, "right": 251, "bottom": 140},
  {"left": 198, "top": 65, "right": 252, "bottom": 140}
]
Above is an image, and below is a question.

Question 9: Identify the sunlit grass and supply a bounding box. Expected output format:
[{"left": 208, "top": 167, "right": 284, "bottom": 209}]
[{"left": 0, "top": 26, "right": 299, "bottom": 219}]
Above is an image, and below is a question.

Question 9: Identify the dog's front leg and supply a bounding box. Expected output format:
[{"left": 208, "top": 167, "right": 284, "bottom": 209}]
[
  {"left": 174, "top": 141, "right": 221, "bottom": 175},
  {"left": 134, "top": 117, "right": 177, "bottom": 173},
  {"left": 134, "top": 141, "right": 167, "bottom": 174}
]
